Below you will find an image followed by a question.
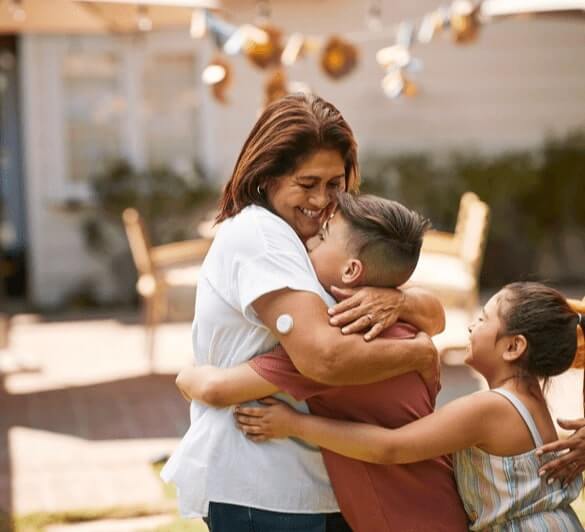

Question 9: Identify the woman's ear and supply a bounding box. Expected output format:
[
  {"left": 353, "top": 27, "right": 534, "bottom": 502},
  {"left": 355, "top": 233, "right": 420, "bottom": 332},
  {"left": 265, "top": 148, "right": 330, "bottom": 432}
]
[
  {"left": 341, "top": 259, "right": 364, "bottom": 287},
  {"left": 502, "top": 334, "right": 528, "bottom": 362}
]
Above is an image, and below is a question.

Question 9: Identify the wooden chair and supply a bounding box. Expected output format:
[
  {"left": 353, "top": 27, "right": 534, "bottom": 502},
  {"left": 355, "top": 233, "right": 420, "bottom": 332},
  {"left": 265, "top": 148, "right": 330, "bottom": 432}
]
[
  {"left": 409, "top": 191, "right": 490, "bottom": 312},
  {"left": 122, "top": 208, "right": 212, "bottom": 369}
]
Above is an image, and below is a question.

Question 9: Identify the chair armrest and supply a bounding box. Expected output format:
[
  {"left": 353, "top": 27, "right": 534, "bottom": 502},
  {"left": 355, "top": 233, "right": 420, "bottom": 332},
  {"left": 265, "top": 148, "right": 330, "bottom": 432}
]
[
  {"left": 421, "top": 230, "right": 459, "bottom": 255},
  {"left": 151, "top": 239, "right": 212, "bottom": 267},
  {"left": 568, "top": 298, "right": 585, "bottom": 313}
]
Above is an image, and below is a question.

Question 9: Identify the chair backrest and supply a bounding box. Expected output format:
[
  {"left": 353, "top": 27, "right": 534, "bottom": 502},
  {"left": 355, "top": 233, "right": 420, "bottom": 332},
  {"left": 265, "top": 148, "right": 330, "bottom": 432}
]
[
  {"left": 122, "top": 208, "right": 155, "bottom": 277},
  {"left": 455, "top": 192, "right": 490, "bottom": 277}
]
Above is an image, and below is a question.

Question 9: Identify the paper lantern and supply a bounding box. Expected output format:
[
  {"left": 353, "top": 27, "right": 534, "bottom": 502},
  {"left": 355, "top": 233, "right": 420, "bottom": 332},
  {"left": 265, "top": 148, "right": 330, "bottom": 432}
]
[
  {"left": 244, "top": 24, "right": 283, "bottom": 69},
  {"left": 321, "top": 36, "right": 358, "bottom": 80}
]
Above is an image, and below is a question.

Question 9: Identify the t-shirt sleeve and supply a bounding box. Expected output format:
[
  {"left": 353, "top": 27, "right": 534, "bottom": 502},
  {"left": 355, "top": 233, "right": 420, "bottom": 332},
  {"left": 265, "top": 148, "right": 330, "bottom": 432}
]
[
  {"left": 238, "top": 250, "right": 326, "bottom": 325},
  {"left": 249, "top": 346, "right": 331, "bottom": 401}
]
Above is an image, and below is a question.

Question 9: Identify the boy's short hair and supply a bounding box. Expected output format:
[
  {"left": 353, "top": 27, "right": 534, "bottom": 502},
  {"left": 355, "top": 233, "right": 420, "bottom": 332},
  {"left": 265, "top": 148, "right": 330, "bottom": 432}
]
[{"left": 336, "top": 192, "right": 431, "bottom": 287}]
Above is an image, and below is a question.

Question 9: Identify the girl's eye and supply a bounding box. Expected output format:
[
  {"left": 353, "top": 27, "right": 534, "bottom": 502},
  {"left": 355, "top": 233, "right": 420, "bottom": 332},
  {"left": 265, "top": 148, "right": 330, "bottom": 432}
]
[
  {"left": 328, "top": 181, "right": 343, "bottom": 189},
  {"left": 299, "top": 184, "right": 314, "bottom": 190}
]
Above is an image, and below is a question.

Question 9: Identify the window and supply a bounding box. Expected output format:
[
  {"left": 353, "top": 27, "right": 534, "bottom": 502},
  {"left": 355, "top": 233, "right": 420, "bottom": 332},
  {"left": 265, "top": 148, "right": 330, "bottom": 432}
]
[
  {"left": 142, "top": 52, "right": 199, "bottom": 172},
  {"left": 62, "top": 47, "right": 124, "bottom": 183}
]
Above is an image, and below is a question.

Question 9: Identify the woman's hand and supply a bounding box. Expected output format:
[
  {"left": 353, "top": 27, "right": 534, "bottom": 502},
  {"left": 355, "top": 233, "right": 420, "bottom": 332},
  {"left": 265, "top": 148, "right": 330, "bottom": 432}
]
[
  {"left": 234, "top": 398, "right": 302, "bottom": 442},
  {"left": 328, "top": 286, "right": 405, "bottom": 341},
  {"left": 537, "top": 418, "right": 585, "bottom": 486}
]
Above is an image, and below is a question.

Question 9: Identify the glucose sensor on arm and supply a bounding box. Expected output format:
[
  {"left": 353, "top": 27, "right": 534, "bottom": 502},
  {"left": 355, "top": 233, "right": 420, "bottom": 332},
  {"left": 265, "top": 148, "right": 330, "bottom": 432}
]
[{"left": 276, "top": 314, "right": 294, "bottom": 335}]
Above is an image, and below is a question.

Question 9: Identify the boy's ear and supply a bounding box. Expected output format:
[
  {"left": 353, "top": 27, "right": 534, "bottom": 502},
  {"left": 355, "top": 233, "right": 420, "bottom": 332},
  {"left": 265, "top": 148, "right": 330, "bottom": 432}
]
[
  {"left": 502, "top": 334, "right": 528, "bottom": 362},
  {"left": 341, "top": 259, "right": 364, "bottom": 286}
]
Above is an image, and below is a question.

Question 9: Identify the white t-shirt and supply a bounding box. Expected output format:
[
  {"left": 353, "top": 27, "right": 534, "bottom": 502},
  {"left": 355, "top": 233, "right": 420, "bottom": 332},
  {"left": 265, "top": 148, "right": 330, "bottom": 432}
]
[{"left": 161, "top": 205, "right": 338, "bottom": 517}]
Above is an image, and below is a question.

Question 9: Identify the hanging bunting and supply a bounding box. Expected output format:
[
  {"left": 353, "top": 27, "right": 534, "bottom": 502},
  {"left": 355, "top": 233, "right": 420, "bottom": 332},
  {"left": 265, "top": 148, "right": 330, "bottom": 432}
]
[
  {"left": 321, "top": 36, "right": 359, "bottom": 80},
  {"left": 450, "top": 0, "right": 480, "bottom": 44},
  {"left": 281, "top": 33, "right": 306, "bottom": 66},
  {"left": 206, "top": 10, "right": 238, "bottom": 50},
  {"left": 264, "top": 68, "right": 288, "bottom": 107},
  {"left": 381, "top": 70, "right": 418, "bottom": 99},
  {"left": 202, "top": 55, "right": 232, "bottom": 104},
  {"left": 244, "top": 23, "right": 283, "bottom": 69}
]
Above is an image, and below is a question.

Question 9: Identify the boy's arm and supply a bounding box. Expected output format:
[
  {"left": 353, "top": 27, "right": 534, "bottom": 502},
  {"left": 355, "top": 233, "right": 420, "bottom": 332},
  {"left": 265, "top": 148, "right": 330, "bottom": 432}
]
[{"left": 176, "top": 364, "right": 279, "bottom": 408}]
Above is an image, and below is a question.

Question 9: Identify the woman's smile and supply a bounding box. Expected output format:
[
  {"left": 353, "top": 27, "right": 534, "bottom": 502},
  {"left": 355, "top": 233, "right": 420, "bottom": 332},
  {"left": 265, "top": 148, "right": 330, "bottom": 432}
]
[{"left": 267, "top": 149, "right": 346, "bottom": 241}]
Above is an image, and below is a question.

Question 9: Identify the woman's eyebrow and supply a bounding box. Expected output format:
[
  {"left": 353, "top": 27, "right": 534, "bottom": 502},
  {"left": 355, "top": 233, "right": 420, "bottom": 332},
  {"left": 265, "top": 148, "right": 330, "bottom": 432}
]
[{"left": 296, "top": 173, "right": 345, "bottom": 181}]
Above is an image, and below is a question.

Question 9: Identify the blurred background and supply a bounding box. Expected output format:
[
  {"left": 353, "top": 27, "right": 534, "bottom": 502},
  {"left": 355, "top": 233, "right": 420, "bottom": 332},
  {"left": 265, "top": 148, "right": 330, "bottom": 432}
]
[{"left": 0, "top": 1, "right": 584, "bottom": 530}]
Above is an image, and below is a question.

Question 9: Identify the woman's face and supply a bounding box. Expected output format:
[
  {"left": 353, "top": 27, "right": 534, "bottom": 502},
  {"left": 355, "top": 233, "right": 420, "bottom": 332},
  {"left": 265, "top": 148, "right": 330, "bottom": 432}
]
[{"left": 266, "top": 149, "right": 346, "bottom": 242}]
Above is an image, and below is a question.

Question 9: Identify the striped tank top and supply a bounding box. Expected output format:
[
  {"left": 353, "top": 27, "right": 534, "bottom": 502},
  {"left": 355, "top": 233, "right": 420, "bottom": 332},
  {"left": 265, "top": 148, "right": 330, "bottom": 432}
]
[{"left": 453, "top": 388, "right": 584, "bottom": 531}]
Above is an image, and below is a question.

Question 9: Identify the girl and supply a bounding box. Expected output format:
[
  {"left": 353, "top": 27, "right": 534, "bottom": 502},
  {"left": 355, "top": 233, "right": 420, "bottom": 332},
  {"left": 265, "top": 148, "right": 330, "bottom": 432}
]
[{"left": 236, "top": 282, "right": 585, "bottom": 531}]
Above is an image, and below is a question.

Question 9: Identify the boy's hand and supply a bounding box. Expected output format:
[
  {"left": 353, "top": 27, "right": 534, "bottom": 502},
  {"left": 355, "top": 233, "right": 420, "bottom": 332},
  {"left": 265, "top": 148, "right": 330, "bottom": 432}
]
[
  {"left": 328, "top": 286, "right": 404, "bottom": 341},
  {"left": 234, "top": 398, "right": 301, "bottom": 442}
]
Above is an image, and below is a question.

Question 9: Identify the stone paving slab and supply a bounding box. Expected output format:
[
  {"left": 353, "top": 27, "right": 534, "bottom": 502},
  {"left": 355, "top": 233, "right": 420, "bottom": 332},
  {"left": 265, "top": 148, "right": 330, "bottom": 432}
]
[{"left": 0, "top": 314, "right": 194, "bottom": 516}]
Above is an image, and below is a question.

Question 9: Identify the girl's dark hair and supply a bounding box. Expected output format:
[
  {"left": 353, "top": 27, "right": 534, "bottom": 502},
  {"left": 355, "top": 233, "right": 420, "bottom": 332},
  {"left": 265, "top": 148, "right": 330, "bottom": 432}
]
[
  {"left": 497, "top": 282, "right": 582, "bottom": 383},
  {"left": 216, "top": 93, "right": 359, "bottom": 223}
]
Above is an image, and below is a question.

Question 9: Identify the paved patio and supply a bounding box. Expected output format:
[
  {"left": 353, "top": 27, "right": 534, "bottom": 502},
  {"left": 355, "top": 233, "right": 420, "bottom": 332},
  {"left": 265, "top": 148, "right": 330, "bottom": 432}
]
[{"left": 0, "top": 309, "right": 582, "bottom": 529}]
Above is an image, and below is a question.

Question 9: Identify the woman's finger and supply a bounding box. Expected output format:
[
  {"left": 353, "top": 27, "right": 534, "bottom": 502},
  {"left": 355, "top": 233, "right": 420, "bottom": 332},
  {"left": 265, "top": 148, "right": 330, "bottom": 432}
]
[
  {"left": 536, "top": 440, "right": 572, "bottom": 456},
  {"left": 328, "top": 294, "right": 362, "bottom": 318},
  {"left": 364, "top": 322, "right": 385, "bottom": 342},
  {"left": 539, "top": 451, "right": 577, "bottom": 477},
  {"left": 557, "top": 418, "right": 585, "bottom": 431},
  {"left": 339, "top": 314, "right": 376, "bottom": 335},
  {"left": 330, "top": 305, "right": 371, "bottom": 329}
]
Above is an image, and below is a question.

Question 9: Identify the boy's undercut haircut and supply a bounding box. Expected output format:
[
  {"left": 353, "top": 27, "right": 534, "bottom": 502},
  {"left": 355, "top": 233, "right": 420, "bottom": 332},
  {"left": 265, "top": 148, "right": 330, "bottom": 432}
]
[{"left": 336, "top": 192, "right": 431, "bottom": 288}]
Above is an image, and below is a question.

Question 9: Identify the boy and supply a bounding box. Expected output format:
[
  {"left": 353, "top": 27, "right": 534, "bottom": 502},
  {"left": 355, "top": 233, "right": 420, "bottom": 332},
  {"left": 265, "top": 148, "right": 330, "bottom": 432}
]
[{"left": 177, "top": 193, "right": 468, "bottom": 531}]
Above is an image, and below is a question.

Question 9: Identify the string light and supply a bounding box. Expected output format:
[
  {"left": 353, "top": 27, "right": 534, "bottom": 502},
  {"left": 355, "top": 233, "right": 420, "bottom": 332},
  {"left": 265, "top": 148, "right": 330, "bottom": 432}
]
[
  {"left": 198, "top": 1, "right": 585, "bottom": 104},
  {"left": 366, "top": 0, "right": 383, "bottom": 31},
  {"left": 137, "top": 5, "right": 153, "bottom": 32},
  {"left": 190, "top": 9, "right": 207, "bottom": 39},
  {"left": 8, "top": 0, "right": 26, "bottom": 22}
]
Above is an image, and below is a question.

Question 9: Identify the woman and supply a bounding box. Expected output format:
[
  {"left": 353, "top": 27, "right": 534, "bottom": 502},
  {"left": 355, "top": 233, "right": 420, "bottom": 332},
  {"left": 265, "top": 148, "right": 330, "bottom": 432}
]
[{"left": 161, "top": 94, "right": 444, "bottom": 532}]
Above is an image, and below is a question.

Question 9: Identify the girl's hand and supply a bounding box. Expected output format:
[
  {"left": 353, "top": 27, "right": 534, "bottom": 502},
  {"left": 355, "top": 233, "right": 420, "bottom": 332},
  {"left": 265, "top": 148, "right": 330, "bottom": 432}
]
[
  {"left": 328, "top": 286, "right": 405, "bottom": 341},
  {"left": 234, "top": 398, "right": 302, "bottom": 442},
  {"left": 537, "top": 418, "right": 585, "bottom": 486}
]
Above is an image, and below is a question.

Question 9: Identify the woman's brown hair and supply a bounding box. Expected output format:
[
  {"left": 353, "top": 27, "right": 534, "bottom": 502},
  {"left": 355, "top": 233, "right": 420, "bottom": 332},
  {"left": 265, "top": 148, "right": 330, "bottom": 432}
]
[{"left": 216, "top": 93, "right": 360, "bottom": 223}]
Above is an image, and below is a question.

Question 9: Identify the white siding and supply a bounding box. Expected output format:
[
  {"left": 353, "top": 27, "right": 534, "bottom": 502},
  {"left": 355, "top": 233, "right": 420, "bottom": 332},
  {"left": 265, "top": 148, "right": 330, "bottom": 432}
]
[{"left": 21, "top": 0, "right": 585, "bottom": 305}]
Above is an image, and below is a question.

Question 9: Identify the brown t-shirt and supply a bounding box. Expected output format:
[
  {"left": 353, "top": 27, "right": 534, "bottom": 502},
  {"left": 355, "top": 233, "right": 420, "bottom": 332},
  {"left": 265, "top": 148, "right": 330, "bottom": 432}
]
[{"left": 249, "top": 322, "right": 469, "bottom": 532}]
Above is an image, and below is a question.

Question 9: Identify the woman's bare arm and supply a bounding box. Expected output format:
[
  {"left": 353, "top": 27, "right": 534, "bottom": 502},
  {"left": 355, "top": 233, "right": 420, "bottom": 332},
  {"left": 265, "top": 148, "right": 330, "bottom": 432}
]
[
  {"left": 236, "top": 393, "right": 497, "bottom": 464},
  {"left": 252, "top": 288, "right": 437, "bottom": 386}
]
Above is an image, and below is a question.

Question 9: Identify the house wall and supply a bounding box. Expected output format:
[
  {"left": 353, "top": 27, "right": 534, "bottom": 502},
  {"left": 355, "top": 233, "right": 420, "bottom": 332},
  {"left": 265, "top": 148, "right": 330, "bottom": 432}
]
[{"left": 20, "top": 0, "right": 585, "bottom": 306}]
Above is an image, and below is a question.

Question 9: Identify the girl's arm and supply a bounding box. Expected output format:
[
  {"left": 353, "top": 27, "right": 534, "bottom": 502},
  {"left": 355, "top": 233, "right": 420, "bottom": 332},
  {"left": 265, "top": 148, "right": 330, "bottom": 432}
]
[
  {"left": 236, "top": 393, "right": 499, "bottom": 464},
  {"left": 328, "top": 286, "right": 445, "bottom": 340},
  {"left": 176, "top": 364, "right": 279, "bottom": 408}
]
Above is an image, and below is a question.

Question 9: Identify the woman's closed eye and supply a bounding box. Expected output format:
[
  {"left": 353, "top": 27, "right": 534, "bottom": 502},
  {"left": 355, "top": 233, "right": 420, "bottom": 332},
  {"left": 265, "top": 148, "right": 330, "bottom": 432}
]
[{"left": 327, "top": 180, "right": 343, "bottom": 190}]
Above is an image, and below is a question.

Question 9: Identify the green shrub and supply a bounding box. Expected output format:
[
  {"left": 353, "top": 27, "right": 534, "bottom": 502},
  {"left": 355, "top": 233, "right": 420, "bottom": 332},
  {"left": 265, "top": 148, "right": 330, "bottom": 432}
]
[{"left": 360, "top": 128, "right": 585, "bottom": 287}]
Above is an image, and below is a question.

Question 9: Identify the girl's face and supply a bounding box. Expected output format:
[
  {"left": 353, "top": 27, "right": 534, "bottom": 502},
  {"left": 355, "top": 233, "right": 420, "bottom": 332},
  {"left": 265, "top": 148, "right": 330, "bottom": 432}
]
[
  {"left": 465, "top": 291, "right": 510, "bottom": 376},
  {"left": 266, "top": 149, "right": 346, "bottom": 242}
]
